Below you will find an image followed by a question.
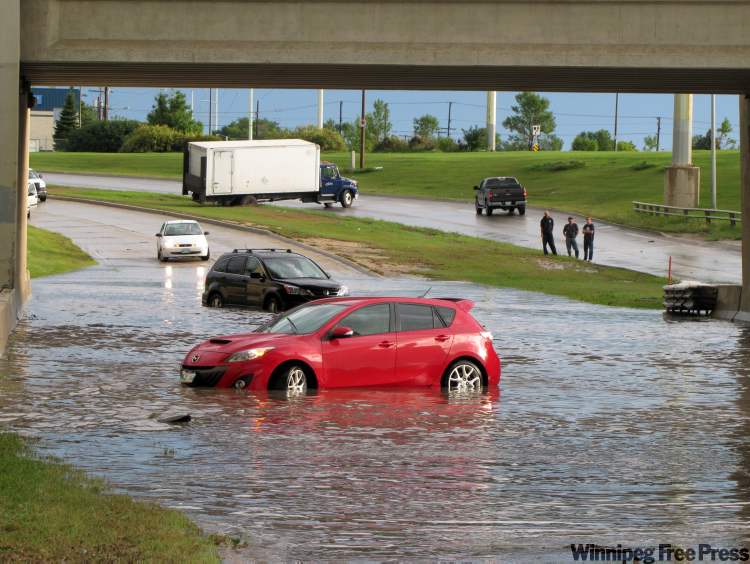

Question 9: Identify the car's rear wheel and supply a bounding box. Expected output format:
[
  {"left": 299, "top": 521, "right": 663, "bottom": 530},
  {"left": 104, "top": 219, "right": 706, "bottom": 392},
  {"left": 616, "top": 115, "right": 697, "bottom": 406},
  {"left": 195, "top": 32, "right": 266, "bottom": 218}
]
[
  {"left": 208, "top": 292, "right": 223, "bottom": 308},
  {"left": 264, "top": 295, "right": 281, "bottom": 313},
  {"left": 508, "top": 207, "right": 515, "bottom": 215},
  {"left": 340, "top": 190, "right": 353, "bottom": 208},
  {"left": 518, "top": 206, "right": 526, "bottom": 216},
  {"left": 486, "top": 207, "right": 494, "bottom": 216},
  {"left": 444, "top": 360, "right": 484, "bottom": 391}
]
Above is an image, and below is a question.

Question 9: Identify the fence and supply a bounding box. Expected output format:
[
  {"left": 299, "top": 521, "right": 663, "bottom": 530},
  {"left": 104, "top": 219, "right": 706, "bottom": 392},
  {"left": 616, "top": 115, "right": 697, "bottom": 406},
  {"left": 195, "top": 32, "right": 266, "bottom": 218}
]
[{"left": 632, "top": 201, "right": 742, "bottom": 226}]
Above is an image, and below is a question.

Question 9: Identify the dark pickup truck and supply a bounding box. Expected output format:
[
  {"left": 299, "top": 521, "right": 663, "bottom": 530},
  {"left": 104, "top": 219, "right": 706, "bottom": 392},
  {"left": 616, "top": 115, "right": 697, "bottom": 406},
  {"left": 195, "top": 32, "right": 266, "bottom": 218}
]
[{"left": 474, "top": 177, "right": 527, "bottom": 216}]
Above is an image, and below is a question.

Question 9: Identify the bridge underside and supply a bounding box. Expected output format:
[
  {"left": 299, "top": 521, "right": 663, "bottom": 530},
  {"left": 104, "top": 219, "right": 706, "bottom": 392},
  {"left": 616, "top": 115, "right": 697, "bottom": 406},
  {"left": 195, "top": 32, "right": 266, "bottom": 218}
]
[
  {"left": 21, "top": 63, "right": 750, "bottom": 93},
  {"left": 3, "top": 0, "right": 750, "bottom": 353}
]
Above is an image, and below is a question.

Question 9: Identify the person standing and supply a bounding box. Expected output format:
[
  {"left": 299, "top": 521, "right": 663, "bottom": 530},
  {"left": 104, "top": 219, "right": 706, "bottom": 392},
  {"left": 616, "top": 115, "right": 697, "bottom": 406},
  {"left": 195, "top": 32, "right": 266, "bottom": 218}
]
[
  {"left": 582, "top": 216, "right": 595, "bottom": 261},
  {"left": 562, "top": 217, "right": 579, "bottom": 259},
  {"left": 540, "top": 211, "right": 557, "bottom": 256}
]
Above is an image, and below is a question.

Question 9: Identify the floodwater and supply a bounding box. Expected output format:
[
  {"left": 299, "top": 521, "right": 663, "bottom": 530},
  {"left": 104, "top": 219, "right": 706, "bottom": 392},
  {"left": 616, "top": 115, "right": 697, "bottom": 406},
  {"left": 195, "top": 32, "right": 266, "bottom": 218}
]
[{"left": 3, "top": 248, "right": 750, "bottom": 560}]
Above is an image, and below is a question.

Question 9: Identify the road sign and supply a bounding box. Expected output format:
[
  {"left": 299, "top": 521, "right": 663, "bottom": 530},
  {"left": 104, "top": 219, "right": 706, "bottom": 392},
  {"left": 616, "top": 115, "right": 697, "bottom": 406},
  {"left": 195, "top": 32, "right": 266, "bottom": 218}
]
[
  {"left": 532, "top": 143, "right": 539, "bottom": 152},
  {"left": 532, "top": 125, "right": 541, "bottom": 136}
]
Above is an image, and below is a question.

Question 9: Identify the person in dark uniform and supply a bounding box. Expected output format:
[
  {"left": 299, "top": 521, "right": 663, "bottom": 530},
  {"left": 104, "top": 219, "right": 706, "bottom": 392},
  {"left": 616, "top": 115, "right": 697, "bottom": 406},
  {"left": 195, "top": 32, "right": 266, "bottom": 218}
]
[
  {"left": 540, "top": 211, "right": 557, "bottom": 256},
  {"left": 562, "top": 216, "right": 580, "bottom": 259},
  {"left": 582, "top": 216, "right": 595, "bottom": 261}
]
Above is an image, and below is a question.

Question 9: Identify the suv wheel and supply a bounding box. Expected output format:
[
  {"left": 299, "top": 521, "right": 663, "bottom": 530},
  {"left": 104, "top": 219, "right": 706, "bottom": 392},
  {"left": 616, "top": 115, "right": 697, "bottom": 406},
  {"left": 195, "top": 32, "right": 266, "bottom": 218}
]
[
  {"left": 518, "top": 206, "right": 526, "bottom": 216},
  {"left": 475, "top": 200, "right": 482, "bottom": 215},
  {"left": 340, "top": 190, "right": 353, "bottom": 208},
  {"left": 508, "top": 207, "right": 515, "bottom": 215},
  {"left": 264, "top": 295, "right": 281, "bottom": 313},
  {"left": 208, "top": 292, "right": 223, "bottom": 308},
  {"left": 486, "top": 207, "right": 494, "bottom": 216}
]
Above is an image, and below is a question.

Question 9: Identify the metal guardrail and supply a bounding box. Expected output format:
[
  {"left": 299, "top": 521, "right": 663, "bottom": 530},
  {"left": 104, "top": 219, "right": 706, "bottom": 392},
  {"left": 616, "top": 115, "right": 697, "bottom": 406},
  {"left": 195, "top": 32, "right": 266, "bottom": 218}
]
[{"left": 633, "top": 201, "right": 742, "bottom": 225}]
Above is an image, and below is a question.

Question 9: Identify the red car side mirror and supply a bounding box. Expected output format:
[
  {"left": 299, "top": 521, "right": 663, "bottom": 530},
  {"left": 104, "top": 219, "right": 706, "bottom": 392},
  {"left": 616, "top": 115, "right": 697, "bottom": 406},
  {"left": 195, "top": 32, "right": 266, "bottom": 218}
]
[{"left": 330, "top": 326, "right": 354, "bottom": 339}]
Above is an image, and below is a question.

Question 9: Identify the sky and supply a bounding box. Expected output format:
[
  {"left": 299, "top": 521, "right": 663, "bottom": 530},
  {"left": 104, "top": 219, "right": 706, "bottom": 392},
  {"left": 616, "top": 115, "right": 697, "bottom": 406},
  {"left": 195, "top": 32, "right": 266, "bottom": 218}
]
[{"left": 96, "top": 87, "right": 740, "bottom": 151}]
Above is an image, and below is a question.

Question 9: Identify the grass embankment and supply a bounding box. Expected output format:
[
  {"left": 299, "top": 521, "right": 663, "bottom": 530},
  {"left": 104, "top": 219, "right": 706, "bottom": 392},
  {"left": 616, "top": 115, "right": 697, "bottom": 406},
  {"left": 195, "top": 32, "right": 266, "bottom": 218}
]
[
  {"left": 31, "top": 150, "right": 742, "bottom": 239},
  {"left": 50, "top": 185, "right": 666, "bottom": 309},
  {"left": 27, "top": 225, "right": 96, "bottom": 278},
  {"left": 0, "top": 433, "right": 220, "bottom": 561}
]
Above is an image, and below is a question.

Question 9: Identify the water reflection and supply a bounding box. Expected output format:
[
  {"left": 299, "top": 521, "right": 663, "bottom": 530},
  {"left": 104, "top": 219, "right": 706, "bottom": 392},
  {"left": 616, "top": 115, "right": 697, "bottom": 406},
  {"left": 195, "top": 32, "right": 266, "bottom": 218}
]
[{"left": 2, "top": 261, "right": 750, "bottom": 560}]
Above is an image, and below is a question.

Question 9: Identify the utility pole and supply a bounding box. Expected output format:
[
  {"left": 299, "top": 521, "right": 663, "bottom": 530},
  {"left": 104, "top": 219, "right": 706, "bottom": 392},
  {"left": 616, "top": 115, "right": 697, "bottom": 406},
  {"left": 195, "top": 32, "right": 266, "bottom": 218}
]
[
  {"left": 215, "top": 89, "right": 220, "bottom": 132},
  {"left": 208, "top": 88, "right": 213, "bottom": 134},
  {"left": 248, "top": 88, "right": 254, "bottom": 140},
  {"left": 255, "top": 100, "right": 260, "bottom": 138},
  {"left": 359, "top": 89, "right": 366, "bottom": 169},
  {"left": 338, "top": 100, "right": 343, "bottom": 133},
  {"left": 317, "top": 89, "right": 324, "bottom": 129},
  {"left": 447, "top": 101, "right": 453, "bottom": 139},
  {"left": 78, "top": 87, "right": 82, "bottom": 127},
  {"left": 711, "top": 94, "right": 717, "bottom": 209},
  {"left": 613, "top": 93, "right": 619, "bottom": 151},
  {"left": 656, "top": 117, "right": 661, "bottom": 152},
  {"left": 103, "top": 87, "right": 110, "bottom": 121}
]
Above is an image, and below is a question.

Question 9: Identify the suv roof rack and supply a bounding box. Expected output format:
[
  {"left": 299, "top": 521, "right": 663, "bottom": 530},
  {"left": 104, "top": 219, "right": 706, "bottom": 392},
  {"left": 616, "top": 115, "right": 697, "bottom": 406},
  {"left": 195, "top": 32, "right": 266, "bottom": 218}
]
[{"left": 232, "top": 248, "right": 294, "bottom": 254}]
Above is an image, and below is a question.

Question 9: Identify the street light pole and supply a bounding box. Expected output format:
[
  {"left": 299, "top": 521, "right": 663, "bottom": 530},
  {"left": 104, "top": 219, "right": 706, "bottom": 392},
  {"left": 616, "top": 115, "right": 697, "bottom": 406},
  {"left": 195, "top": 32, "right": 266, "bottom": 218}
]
[
  {"left": 711, "top": 94, "right": 717, "bottom": 209},
  {"left": 613, "top": 93, "right": 619, "bottom": 151},
  {"left": 248, "top": 88, "right": 254, "bottom": 140}
]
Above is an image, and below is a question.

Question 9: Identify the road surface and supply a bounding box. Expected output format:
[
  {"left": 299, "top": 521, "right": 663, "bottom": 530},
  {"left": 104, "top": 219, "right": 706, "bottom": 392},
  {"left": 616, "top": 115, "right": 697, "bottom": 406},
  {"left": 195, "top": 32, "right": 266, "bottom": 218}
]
[{"left": 44, "top": 171, "right": 743, "bottom": 284}]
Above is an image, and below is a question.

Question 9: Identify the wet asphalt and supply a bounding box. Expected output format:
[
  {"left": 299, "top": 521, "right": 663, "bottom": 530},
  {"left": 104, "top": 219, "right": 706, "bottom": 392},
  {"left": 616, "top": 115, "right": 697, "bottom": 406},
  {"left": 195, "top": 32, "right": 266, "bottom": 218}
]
[
  {"left": 1, "top": 200, "right": 749, "bottom": 561},
  {"left": 43, "top": 172, "right": 742, "bottom": 284}
]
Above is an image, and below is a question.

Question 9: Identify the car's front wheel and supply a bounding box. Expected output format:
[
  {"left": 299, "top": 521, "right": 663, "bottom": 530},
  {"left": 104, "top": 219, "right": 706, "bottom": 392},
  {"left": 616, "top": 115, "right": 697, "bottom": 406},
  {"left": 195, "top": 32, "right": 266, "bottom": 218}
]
[
  {"left": 264, "top": 295, "right": 282, "bottom": 313},
  {"left": 201, "top": 249, "right": 210, "bottom": 261},
  {"left": 444, "top": 359, "right": 484, "bottom": 391},
  {"left": 277, "top": 364, "right": 308, "bottom": 394},
  {"left": 340, "top": 190, "right": 353, "bottom": 208},
  {"left": 475, "top": 200, "right": 482, "bottom": 215},
  {"left": 208, "top": 292, "right": 224, "bottom": 308}
]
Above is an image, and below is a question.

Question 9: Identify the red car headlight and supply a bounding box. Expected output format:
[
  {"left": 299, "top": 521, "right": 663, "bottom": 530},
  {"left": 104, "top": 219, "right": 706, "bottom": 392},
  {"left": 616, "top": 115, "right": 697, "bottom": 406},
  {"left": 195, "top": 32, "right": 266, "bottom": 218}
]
[{"left": 226, "top": 347, "right": 274, "bottom": 363}]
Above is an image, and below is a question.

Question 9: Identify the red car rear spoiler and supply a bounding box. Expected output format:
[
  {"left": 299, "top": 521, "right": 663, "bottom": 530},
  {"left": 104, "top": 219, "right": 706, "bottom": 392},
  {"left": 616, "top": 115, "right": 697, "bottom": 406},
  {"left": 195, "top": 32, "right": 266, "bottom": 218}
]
[{"left": 436, "top": 298, "right": 475, "bottom": 311}]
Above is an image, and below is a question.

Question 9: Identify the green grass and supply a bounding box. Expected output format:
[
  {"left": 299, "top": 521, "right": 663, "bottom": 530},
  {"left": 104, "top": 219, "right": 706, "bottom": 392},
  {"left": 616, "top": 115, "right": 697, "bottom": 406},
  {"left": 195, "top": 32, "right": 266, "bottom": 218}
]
[
  {"left": 27, "top": 225, "right": 96, "bottom": 278},
  {"left": 31, "top": 150, "right": 743, "bottom": 238},
  {"left": 0, "top": 432, "right": 221, "bottom": 562},
  {"left": 50, "top": 185, "right": 667, "bottom": 309}
]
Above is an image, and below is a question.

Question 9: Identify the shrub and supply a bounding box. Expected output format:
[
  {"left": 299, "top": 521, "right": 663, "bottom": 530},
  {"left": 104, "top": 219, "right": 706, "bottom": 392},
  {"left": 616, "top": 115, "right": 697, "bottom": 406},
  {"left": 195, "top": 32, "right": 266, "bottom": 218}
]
[
  {"left": 289, "top": 125, "right": 346, "bottom": 151},
  {"left": 408, "top": 135, "right": 436, "bottom": 151},
  {"left": 64, "top": 120, "right": 141, "bottom": 152},
  {"left": 528, "top": 160, "right": 587, "bottom": 172},
  {"left": 437, "top": 137, "right": 459, "bottom": 152},
  {"left": 373, "top": 136, "right": 409, "bottom": 152},
  {"left": 120, "top": 125, "right": 178, "bottom": 153}
]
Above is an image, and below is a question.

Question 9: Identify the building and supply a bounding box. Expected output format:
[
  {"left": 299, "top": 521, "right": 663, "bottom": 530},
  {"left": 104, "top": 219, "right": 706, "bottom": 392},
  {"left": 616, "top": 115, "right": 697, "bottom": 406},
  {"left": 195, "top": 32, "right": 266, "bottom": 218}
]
[{"left": 29, "top": 110, "right": 54, "bottom": 152}]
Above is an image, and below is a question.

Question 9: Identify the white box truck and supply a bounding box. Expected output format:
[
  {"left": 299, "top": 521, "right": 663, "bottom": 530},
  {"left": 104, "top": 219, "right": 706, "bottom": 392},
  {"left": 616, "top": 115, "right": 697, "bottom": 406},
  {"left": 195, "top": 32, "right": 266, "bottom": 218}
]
[{"left": 182, "top": 139, "right": 358, "bottom": 207}]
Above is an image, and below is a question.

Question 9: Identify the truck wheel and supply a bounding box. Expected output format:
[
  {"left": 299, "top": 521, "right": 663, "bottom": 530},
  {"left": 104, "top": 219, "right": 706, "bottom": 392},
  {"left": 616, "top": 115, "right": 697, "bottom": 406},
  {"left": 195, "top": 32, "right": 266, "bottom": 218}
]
[
  {"left": 518, "top": 207, "right": 526, "bottom": 216},
  {"left": 486, "top": 207, "right": 494, "bottom": 216},
  {"left": 475, "top": 200, "right": 482, "bottom": 215},
  {"left": 340, "top": 190, "right": 353, "bottom": 208}
]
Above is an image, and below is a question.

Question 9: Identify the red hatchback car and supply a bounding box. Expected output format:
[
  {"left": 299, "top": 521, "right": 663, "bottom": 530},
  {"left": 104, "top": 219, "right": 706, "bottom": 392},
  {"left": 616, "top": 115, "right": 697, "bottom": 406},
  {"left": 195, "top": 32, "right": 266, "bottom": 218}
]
[{"left": 180, "top": 297, "right": 500, "bottom": 392}]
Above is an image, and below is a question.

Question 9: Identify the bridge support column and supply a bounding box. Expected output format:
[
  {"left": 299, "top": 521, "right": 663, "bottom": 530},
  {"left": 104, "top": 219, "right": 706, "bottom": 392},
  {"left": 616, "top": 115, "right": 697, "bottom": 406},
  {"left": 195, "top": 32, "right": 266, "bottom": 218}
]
[
  {"left": 0, "top": 0, "right": 24, "bottom": 356},
  {"left": 738, "top": 95, "right": 750, "bottom": 322},
  {"left": 665, "top": 94, "right": 700, "bottom": 208},
  {"left": 486, "top": 91, "right": 496, "bottom": 152}
]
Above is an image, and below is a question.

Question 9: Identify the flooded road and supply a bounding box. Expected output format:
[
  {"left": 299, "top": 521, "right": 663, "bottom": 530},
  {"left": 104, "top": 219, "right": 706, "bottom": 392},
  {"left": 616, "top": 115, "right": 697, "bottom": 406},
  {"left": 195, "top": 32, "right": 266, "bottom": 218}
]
[
  {"left": 3, "top": 202, "right": 750, "bottom": 560},
  {"left": 44, "top": 172, "right": 742, "bottom": 284}
]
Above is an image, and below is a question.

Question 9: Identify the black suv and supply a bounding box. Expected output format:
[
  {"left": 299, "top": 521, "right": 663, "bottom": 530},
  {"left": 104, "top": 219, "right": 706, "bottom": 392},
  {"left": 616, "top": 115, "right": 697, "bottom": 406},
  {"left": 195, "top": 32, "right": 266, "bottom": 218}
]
[{"left": 202, "top": 249, "right": 348, "bottom": 312}]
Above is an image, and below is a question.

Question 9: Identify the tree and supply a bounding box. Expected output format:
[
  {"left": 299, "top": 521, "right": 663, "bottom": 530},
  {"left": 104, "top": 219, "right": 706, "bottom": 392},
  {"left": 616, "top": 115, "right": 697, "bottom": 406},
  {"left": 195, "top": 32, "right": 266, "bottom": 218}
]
[
  {"left": 413, "top": 114, "right": 440, "bottom": 139},
  {"left": 571, "top": 132, "right": 598, "bottom": 151},
  {"left": 539, "top": 134, "right": 564, "bottom": 151},
  {"left": 53, "top": 88, "right": 79, "bottom": 150},
  {"left": 370, "top": 99, "right": 392, "bottom": 142},
  {"left": 79, "top": 101, "right": 98, "bottom": 127},
  {"left": 502, "top": 92, "right": 556, "bottom": 149},
  {"left": 147, "top": 91, "right": 202, "bottom": 134},
  {"left": 616, "top": 140, "right": 637, "bottom": 152},
  {"left": 717, "top": 118, "right": 736, "bottom": 149},
  {"left": 65, "top": 119, "right": 141, "bottom": 152},
  {"left": 462, "top": 126, "right": 501, "bottom": 151},
  {"left": 643, "top": 135, "right": 658, "bottom": 151},
  {"left": 218, "top": 117, "right": 283, "bottom": 140}
]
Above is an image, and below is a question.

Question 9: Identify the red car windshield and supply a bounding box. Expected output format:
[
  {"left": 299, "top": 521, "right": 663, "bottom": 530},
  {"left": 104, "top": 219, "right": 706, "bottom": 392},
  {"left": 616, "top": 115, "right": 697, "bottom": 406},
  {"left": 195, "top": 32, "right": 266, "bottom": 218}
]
[{"left": 261, "top": 302, "right": 349, "bottom": 335}]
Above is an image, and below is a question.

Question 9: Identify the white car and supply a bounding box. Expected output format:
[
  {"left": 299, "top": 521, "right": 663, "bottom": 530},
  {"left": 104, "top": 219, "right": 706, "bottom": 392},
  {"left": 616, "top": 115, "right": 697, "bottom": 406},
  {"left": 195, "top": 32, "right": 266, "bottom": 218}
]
[
  {"left": 27, "top": 182, "right": 38, "bottom": 218},
  {"left": 155, "top": 220, "right": 210, "bottom": 262},
  {"left": 28, "top": 169, "right": 47, "bottom": 202}
]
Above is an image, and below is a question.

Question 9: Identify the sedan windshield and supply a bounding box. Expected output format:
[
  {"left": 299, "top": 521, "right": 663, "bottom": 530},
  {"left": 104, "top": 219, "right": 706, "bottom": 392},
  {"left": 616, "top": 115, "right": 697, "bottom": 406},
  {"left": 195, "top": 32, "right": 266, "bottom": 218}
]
[
  {"left": 263, "top": 256, "right": 328, "bottom": 280},
  {"left": 164, "top": 223, "right": 202, "bottom": 236},
  {"left": 260, "top": 303, "right": 348, "bottom": 335},
  {"left": 29, "top": 170, "right": 40, "bottom": 180}
]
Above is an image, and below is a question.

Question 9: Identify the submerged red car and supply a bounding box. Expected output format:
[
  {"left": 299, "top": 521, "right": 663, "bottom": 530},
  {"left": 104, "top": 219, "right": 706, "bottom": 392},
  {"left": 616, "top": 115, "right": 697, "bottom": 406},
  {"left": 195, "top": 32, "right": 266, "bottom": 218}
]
[{"left": 180, "top": 297, "right": 500, "bottom": 392}]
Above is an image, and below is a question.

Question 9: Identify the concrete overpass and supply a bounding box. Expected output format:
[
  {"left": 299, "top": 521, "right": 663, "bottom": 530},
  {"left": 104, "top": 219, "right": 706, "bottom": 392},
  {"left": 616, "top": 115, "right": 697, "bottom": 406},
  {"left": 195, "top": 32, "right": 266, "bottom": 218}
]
[{"left": 3, "top": 0, "right": 750, "bottom": 350}]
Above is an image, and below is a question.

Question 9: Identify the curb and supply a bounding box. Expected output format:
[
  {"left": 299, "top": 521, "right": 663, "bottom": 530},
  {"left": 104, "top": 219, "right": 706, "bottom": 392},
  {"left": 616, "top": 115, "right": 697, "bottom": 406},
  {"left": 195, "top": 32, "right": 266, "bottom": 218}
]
[{"left": 49, "top": 195, "right": 379, "bottom": 278}]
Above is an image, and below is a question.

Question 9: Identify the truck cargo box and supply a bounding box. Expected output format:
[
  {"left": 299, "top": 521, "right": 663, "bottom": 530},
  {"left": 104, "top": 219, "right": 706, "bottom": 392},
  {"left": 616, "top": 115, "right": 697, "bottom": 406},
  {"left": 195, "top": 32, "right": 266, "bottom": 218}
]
[{"left": 183, "top": 139, "right": 321, "bottom": 204}]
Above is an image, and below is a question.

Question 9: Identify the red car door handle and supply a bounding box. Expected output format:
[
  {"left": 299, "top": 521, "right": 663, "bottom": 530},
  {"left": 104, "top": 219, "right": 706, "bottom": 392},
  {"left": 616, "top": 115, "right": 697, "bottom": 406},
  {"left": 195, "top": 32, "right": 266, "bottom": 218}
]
[
  {"left": 435, "top": 335, "right": 450, "bottom": 342},
  {"left": 378, "top": 341, "right": 394, "bottom": 348}
]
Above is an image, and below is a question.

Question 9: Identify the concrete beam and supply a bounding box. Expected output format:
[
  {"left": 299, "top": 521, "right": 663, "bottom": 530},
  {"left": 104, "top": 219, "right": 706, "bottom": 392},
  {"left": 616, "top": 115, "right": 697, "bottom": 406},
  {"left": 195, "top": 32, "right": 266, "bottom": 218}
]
[
  {"left": 0, "top": 0, "right": 20, "bottom": 355},
  {"left": 17, "top": 1, "right": 750, "bottom": 92},
  {"left": 739, "top": 95, "right": 750, "bottom": 323}
]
